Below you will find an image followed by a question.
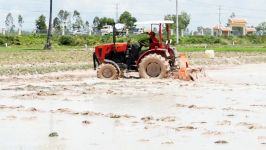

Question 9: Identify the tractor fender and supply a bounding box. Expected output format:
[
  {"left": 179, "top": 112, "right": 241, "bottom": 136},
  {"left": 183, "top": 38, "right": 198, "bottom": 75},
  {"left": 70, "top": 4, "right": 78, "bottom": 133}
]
[
  {"left": 136, "top": 49, "right": 167, "bottom": 66},
  {"left": 104, "top": 59, "right": 121, "bottom": 74}
]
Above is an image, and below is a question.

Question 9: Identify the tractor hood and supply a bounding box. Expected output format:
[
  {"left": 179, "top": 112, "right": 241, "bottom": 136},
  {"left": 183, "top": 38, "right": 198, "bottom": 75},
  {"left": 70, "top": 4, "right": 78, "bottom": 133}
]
[
  {"left": 95, "top": 43, "right": 128, "bottom": 53},
  {"left": 95, "top": 43, "right": 128, "bottom": 62}
]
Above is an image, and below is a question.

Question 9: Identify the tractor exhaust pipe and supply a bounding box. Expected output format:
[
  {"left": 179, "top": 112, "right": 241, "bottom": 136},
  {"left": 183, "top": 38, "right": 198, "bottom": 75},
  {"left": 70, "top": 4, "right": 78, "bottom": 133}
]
[
  {"left": 93, "top": 52, "right": 99, "bottom": 70},
  {"left": 113, "top": 25, "right": 117, "bottom": 45}
]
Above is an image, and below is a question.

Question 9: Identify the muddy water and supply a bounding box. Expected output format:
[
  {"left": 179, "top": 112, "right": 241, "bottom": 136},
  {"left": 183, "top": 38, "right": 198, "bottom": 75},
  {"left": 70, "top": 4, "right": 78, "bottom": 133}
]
[{"left": 0, "top": 64, "right": 266, "bottom": 150}]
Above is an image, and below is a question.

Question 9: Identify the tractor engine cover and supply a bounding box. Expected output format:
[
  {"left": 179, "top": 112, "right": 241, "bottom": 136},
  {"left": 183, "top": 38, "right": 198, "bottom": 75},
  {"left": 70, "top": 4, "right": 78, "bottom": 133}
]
[{"left": 95, "top": 43, "right": 128, "bottom": 62}]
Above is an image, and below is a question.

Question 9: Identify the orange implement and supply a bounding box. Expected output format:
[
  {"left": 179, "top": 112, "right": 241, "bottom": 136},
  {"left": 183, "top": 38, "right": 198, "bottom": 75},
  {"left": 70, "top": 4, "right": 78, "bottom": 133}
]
[{"left": 174, "top": 53, "right": 205, "bottom": 81}]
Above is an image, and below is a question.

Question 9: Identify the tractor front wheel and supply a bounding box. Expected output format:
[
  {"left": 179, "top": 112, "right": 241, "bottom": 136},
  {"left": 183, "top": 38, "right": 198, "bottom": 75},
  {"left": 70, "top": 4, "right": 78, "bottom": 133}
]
[
  {"left": 97, "top": 63, "right": 119, "bottom": 80},
  {"left": 139, "top": 54, "right": 170, "bottom": 79}
]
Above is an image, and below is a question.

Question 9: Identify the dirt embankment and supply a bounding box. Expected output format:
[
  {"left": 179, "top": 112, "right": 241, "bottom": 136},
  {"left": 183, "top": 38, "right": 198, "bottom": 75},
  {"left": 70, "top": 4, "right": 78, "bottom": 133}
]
[
  {"left": 0, "top": 51, "right": 266, "bottom": 76},
  {"left": 189, "top": 52, "right": 266, "bottom": 66}
]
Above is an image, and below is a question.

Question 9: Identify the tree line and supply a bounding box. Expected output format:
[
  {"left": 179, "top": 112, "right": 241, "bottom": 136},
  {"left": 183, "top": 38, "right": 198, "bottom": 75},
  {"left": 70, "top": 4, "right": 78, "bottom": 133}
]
[
  {"left": 34, "top": 10, "right": 192, "bottom": 35},
  {"left": 35, "top": 10, "right": 90, "bottom": 34},
  {"left": 3, "top": 10, "right": 266, "bottom": 36},
  {"left": 3, "top": 13, "right": 24, "bottom": 34},
  {"left": 4, "top": 10, "right": 192, "bottom": 36},
  {"left": 35, "top": 10, "right": 137, "bottom": 35}
]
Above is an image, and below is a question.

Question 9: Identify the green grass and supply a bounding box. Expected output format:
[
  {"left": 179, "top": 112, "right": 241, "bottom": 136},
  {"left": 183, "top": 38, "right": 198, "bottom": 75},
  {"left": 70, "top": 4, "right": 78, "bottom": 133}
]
[
  {"left": 0, "top": 47, "right": 43, "bottom": 52},
  {"left": 2, "top": 44, "right": 266, "bottom": 52},
  {"left": 177, "top": 45, "right": 266, "bottom": 52}
]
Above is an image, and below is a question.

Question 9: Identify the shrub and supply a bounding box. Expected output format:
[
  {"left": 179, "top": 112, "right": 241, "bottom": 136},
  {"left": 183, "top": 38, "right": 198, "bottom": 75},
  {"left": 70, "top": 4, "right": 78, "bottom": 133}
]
[
  {"left": 180, "top": 36, "right": 221, "bottom": 44},
  {"left": 102, "top": 35, "right": 113, "bottom": 43},
  {"left": 220, "top": 38, "right": 231, "bottom": 45},
  {"left": 18, "top": 35, "right": 46, "bottom": 46},
  {"left": 58, "top": 36, "right": 75, "bottom": 45},
  {"left": 87, "top": 36, "right": 101, "bottom": 46},
  {"left": 0, "top": 38, "right": 4, "bottom": 45},
  {"left": 1, "top": 34, "right": 266, "bottom": 47},
  {"left": 245, "top": 35, "right": 266, "bottom": 44},
  {"left": 0, "top": 36, "right": 21, "bottom": 45}
]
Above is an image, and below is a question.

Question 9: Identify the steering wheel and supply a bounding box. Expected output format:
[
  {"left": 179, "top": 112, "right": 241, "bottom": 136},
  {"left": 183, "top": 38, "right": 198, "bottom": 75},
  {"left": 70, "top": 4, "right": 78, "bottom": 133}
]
[{"left": 138, "top": 40, "right": 149, "bottom": 47}]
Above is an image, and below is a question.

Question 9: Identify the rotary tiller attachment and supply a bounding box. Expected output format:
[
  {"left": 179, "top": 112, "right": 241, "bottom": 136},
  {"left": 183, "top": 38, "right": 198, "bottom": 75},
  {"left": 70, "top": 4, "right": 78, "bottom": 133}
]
[{"left": 172, "top": 53, "right": 206, "bottom": 81}]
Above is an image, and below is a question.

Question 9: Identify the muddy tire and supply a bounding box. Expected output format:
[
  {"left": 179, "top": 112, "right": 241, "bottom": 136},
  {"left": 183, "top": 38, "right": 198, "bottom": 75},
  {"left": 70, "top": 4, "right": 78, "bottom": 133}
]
[
  {"left": 139, "top": 54, "right": 170, "bottom": 79},
  {"left": 97, "top": 63, "right": 119, "bottom": 80}
]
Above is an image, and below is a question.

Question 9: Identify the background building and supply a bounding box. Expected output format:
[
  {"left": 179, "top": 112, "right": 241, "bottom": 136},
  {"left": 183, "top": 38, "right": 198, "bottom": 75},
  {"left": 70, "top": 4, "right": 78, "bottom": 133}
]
[{"left": 213, "top": 18, "right": 256, "bottom": 36}]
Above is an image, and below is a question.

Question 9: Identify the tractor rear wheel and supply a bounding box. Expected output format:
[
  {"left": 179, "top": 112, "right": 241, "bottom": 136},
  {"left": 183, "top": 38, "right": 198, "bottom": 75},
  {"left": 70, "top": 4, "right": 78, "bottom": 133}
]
[
  {"left": 97, "top": 63, "right": 119, "bottom": 80},
  {"left": 139, "top": 54, "right": 170, "bottom": 79}
]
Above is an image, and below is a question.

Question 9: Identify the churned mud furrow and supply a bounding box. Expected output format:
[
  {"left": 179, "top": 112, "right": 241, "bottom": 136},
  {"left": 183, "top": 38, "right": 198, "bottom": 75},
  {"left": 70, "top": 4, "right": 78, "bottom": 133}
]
[{"left": 0, "top": 64, "right": 266, "bottom": 150}]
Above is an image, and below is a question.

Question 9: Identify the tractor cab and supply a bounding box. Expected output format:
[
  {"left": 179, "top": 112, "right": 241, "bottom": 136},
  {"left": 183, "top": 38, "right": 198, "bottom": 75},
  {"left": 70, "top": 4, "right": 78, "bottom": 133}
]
[
  {"left": 135, "top": 20, "right": 174, "bottom": 49},
  {"left": 133, "top": 21, "right": 177, "bottom": 67}
]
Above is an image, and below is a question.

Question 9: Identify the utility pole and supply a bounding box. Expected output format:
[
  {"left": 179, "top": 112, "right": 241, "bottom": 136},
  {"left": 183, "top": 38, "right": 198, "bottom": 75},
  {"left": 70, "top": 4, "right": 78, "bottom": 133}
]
[
  {"left": 218, "top": 5, "right": 221, "bottom": 36},
  {"left": 176, "top": 0, "right": 179, "bottom": 45},
  {"left": 44, "top": 0, "right": 53, "bottom": 50},
  {"left": 115, "top": 3, "right": 119, "bottom": 23}
]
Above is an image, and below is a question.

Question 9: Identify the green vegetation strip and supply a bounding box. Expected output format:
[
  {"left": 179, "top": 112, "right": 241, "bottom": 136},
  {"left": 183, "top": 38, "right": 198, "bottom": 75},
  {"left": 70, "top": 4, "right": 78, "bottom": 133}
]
[
  {"left": 177, "top": 47, "right": 266, "bottom": 52},
  {"left": 1, "top": 35, "right": 266, "bottom": 48}
]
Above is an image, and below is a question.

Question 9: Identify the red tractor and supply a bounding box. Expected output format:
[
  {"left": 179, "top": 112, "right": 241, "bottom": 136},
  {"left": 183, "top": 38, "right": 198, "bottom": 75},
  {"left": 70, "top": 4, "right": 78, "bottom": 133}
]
[{"left": 93, "top": 21, "right": 200, "bottom": 80}]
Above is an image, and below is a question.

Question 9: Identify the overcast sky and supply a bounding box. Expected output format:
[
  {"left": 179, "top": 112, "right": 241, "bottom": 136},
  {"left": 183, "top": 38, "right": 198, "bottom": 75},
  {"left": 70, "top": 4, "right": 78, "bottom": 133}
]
[{"left": 0, "top": 0, "right": 265, "bottom": 31}]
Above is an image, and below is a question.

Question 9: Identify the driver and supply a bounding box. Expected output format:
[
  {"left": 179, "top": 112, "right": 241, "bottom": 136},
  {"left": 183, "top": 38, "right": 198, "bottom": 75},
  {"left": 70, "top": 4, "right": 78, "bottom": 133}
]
[
  {"left": 138, "top": 32, "right": 160, "bottom": 51},
  {"left": 148, "top": 32, "right": 159, "bottom": 49}
]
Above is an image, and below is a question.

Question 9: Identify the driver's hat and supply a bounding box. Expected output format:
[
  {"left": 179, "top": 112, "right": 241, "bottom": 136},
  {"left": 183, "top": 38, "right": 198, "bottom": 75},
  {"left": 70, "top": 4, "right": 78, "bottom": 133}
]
[{"left": 149, "top": 32, "right": 156, "bottom": 36}]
